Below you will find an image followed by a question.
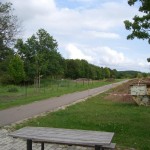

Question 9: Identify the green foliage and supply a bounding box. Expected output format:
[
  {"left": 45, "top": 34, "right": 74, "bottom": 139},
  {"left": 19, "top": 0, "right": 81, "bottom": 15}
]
[
  {"left": 142, "top": 72, "right": 148, "bottom": 77},
  {"left": 137, "top": 73, "right": 143, "bottom": 78},
  {"left": 65, "top": 59, "right": 115, "bottom": 80},
  {"left": 7, "top": 85, "right": 18, "bottom": 92},
  {"left": 15, "top": 29, "right": 65, "bottom": 81},
  {"left": 0, "top": 49, "right": 14, "bottom": 80},
  {"left": 103, "top": 67, "right": 110, "bottom": 78},
  {"left": 65, "top": 59, "right": 82, "bottom": 79},
  {"left": 117, "top": 71, "right": 141, "bottom": 78},
  {"left": 124, "top": 0, "right": 150, "bottom": 44},
  {"left": 110, "top": 69, "right": 117, "bottom": 78},
  {"left": 0, "top": 2, "right": 18, "bottom": 83},
  {"left": 116, "top": 70, "right": 148, "bottom": 79},
  {"left": 8, "top": 54, "right": 25, "bottom": 83},
  {"left": 147, "top": 58, "right": 150, "bottom": 62}
]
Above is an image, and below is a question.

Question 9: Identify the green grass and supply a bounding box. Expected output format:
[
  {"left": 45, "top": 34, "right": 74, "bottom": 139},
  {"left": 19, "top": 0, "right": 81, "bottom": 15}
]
[
  {"left": 14, "top": 93, "right": 150, "bottom": 150},
  {"left": 0, "top": 79, "right": 122, "bottom": 110}
]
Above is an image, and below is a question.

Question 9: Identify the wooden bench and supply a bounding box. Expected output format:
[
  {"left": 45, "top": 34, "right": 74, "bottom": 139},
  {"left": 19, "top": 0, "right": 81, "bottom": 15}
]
[{"left": 9, "top": 127, "right": 116, "bottom": 150}]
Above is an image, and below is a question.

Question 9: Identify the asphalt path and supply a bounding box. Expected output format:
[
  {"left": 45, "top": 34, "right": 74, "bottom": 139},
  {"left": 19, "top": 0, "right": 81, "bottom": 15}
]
[{"left": 0, "top": 80, "right": 128, "bottom": 126}]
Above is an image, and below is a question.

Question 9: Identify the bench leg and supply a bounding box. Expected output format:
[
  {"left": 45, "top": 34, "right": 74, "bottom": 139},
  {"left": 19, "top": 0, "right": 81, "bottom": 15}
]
[
  {"left": 27, "top": 140, "right": 32, "bottom": 150},
  {"left": 95, "top": 145, "right": 104, "bottom": 150},
  {"left": 41, "top": 142, "right": 44, "bottom": 150}
]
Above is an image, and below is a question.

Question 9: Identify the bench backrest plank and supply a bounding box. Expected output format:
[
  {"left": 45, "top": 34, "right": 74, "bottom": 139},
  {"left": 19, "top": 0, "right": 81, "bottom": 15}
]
[{"left": 9, "top": 127, "right": 114, "bottom": 146}]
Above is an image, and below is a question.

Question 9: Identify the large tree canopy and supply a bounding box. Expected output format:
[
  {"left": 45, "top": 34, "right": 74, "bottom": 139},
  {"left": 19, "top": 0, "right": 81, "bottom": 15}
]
[
  {"left": 15, "top": 29, "right": 65, "bottom": 81},
  {"left": 124, "top": 0, "right": 150, "bottom": 44}
]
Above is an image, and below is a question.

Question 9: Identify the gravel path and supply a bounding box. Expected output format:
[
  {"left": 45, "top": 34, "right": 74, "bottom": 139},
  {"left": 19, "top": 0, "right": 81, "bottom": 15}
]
[{"left": 0, "top": 80, "right": 128, "bottom": 126}]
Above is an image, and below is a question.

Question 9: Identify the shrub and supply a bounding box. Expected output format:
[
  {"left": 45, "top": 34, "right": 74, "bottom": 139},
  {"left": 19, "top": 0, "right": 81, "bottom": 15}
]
[{"left": 7, "top": 86, "right": 18, "bottom": 92}]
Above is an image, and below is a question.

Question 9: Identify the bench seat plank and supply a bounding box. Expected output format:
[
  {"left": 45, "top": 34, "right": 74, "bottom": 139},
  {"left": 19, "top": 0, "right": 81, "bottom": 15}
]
[{"left": 9, "top": 127, "right": 114, "bottom": 147}]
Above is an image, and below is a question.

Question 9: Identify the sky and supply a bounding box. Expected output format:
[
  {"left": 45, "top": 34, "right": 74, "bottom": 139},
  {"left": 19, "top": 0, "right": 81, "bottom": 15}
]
[{"left": 3, "top": 0, "right": 150, "bottom": 72}]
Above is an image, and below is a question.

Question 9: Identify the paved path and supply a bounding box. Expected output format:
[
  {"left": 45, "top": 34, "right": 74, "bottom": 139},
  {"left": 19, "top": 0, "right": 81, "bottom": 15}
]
[{"left": 0, "top": 80, "right": 128, "bottom": 126}]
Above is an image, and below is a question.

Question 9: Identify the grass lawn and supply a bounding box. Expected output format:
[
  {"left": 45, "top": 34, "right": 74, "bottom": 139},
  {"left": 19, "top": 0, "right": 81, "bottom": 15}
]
[
  {"left": 14, "top": 93, "right": 150, "bottom": 150},
  {"left": 0, "top": 79, "right": 122, "bottom": 110}
]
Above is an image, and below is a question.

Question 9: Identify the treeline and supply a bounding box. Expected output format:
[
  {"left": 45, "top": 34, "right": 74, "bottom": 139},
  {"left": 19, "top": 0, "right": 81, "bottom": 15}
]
[
  {"left": 65, "top": 59, "right": 117, "bottom": 80},
  {"left": 1, "top": 29, "right": 65, "bottom": 84},
  {"left": 0, "top": 29, "right": 117, "bottom": 84},
  {"left": 117, "top": 71, "right": 149, "bottom": 79},
  {"left": 0, "top": 29, "right": 149, "bottom": 85},
  {"left": 0, "top": 28, "right": 116, "bottom": 84}
]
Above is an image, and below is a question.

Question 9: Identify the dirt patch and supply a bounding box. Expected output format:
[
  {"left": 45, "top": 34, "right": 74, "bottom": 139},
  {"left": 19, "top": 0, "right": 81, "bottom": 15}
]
[
  {"left": 105, "top": 94, "right": 133, "bottom": 103},
  {"left": 105, "top": 78, "right": 150, "bottom": 103}
]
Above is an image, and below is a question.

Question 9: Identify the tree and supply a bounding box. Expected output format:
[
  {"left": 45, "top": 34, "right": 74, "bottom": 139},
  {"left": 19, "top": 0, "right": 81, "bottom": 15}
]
[
  {"left": 0, "top": 2, "right": 20, "bottom": 81},
  {"left": 65, "top": 59, "right": 81, "bottom": 79},
  {"left": 8, "top": 54, "right": 25, "bottom": 84},
  {"left": 0, "top": 47, "right": 14, "bottom": 73},
  {"left": 124, "top": 0, "right": 150, "bottom": 44},
  {"left": 110, "top": 69, "right": 117, "bottom": 78},
  {"left": 103, "top": 67, "right": 110, "bottom": 78},
  {"left": 0, "top": 2, "right": 20, "bottom": 52},
  {"left": 80, "top": 59, "right": 89, "bottom": 78},
  {"left": 89, "top": 64, "right": 97, "bottom": 80},
  {"left": 137, "top": 72, "right": 143, "bottom": 78},
  {"left": 15, "top": 29, "right": 65, "bottom": 85}
]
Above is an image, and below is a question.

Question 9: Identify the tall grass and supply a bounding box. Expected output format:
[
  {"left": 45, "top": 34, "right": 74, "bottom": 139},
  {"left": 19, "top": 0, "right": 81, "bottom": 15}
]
[{"left": 0, "top": 79, "right": 121, "bottom": 110}]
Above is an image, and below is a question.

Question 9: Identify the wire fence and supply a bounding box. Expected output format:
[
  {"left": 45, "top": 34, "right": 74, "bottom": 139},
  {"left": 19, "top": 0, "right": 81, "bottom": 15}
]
[{"left": 0, "top": 79, "right": 99, "bottom": 103}]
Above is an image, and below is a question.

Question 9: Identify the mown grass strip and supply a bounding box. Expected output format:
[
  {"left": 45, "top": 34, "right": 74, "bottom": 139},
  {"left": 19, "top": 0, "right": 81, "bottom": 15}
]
[{"left": 14, "top": 93, "right": 150, "bottom": 150}]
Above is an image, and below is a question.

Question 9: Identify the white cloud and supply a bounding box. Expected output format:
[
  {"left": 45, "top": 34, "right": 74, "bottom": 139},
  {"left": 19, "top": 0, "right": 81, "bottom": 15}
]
[
  {"left": 64, "top": 44, "right": 149, "bottom": 71},
  {"left": 12, "top": 0, "right": 56, "bottom": 21},
  {"left": 85, "top": 31, "right": 120, "bottom": 39},
  {"left": 66, "top": 44, "right": 93, "bottom": 61},
  {"left": 9, "top": 0, "right": 139, "bottom": 35},
  {"left": 95, "top": 47, "right": 125, "bottom": 65},
  {"left": 4, "top": 0, "right": 149, "bottom": 72},
  {"left": 65, "top": 44, "right": 127, "bottom": 65}
]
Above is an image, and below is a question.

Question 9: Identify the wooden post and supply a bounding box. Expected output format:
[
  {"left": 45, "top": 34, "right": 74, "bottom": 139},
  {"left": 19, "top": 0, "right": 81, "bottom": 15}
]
[
  {"left": 27, "top": 140, "right": 32, "bottom": 150},
  {"left": 41, "top": 142, "right": 44, "bottom": 150}
]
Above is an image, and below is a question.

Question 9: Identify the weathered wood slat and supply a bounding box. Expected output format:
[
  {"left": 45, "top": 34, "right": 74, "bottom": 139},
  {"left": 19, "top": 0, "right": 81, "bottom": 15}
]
[{"left": 9, "top": 127, "right": 114, "bottom": 147}]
